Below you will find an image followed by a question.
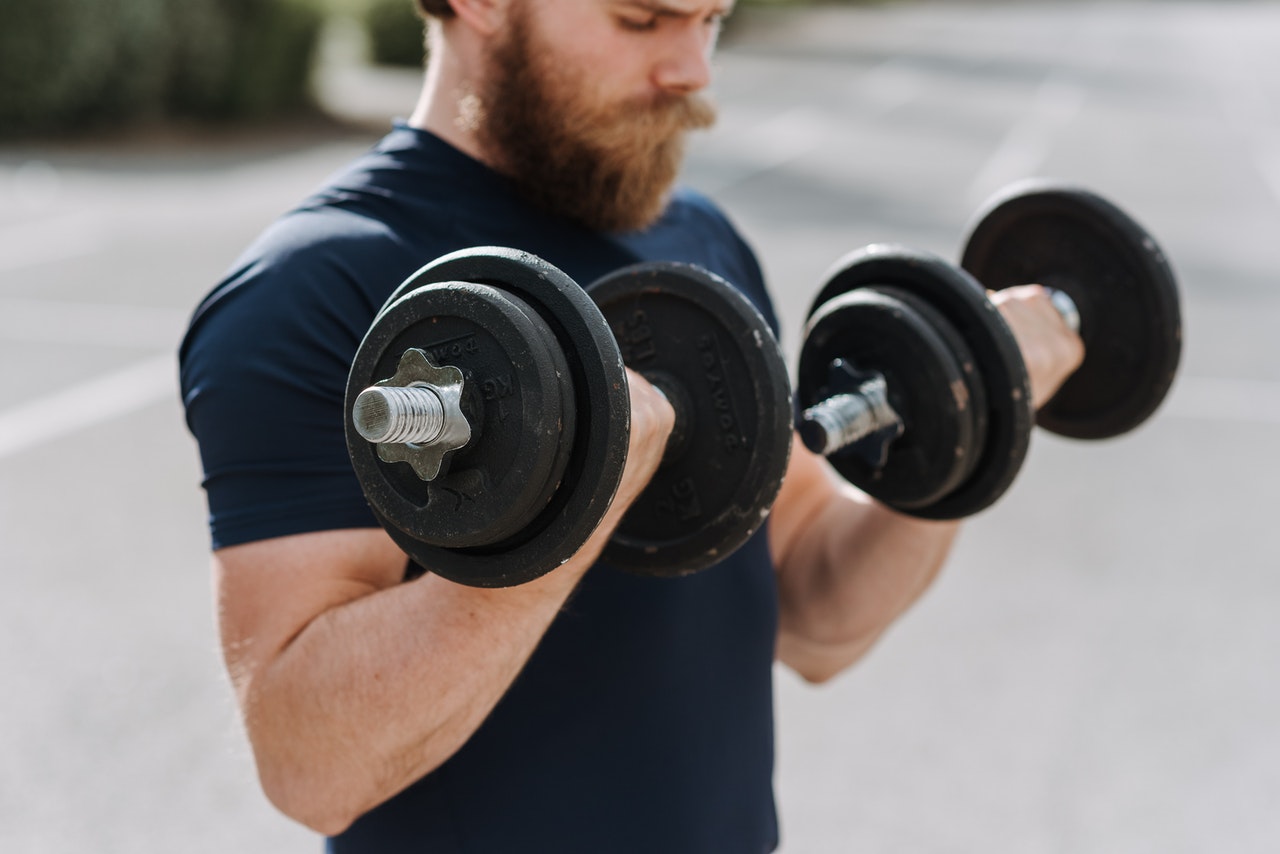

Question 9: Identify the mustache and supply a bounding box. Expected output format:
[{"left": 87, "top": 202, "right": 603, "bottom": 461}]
[
  {"left": 587, "top": 92, "right": 718, "bottom": 150},
  {"left": 643, "top": 91, "right": 718, "bottom": 133},
  {"left": 657, "top": 92, "right": 718, "bottom": 130}
]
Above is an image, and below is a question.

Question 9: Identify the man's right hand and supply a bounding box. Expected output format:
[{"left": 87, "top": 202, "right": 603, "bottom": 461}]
[{"left": 605, "top": 368, "right": 676, "bottom": 522}]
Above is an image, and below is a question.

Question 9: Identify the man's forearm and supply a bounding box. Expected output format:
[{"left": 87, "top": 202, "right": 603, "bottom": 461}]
[{"left": 222, "top": 533, "right": 594, "bottom": 836}]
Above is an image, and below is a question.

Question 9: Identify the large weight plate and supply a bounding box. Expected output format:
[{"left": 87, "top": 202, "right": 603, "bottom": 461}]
[
  {"left": 587, "top": 263, "right": 793, "bottom": 575},
  {"left": 346, "top": 248, "right": 629, "bottom": 588},
  {"left": 807, "top": 245, "right": 1033, "bottom": 519},
  {"left": 799, "top": 286, "right": 987, "bottom": 511},
  {"left": 962, "top": 180, "right": 1182, "bottom": 439},
  {"left": 350, "top": 283, "right": 574, "bottom": 548}
]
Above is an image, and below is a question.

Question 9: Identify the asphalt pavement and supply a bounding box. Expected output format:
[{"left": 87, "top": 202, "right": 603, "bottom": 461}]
[{"left": 2, "top": 1, "right": 1279, "bottom": 851}]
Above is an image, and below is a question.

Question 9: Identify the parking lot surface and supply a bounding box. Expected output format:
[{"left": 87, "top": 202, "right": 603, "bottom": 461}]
[{"left": 2, "top": 2, "right": 1278, "bottom": 851}]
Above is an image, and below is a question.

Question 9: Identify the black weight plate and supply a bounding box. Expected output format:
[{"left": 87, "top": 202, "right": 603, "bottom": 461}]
[
  {"left": 798, "top": 286, "right": 985, "bottom": 510},
  {"left": 808, "top": 245, "right": 1033, "bottom": 519},
  {"left": 349, "top": 282, "right": 573, "bottom": 548},
  {"left": 347, "top": 248, "right": 629, "bottom": 588},
  {"left": 877, "top": 286, "right": 991, "bottom": 492},
  {"left": 588, "top": 263, "right": 793, "bottom": 575},
  {"left": 962, "top": 180, "right": 1182, "bottom": 439}
]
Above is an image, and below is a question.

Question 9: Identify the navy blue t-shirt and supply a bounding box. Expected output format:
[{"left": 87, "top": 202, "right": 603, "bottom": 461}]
[{"left": 181, "top": 125, "right": 783, "bottom": 853}]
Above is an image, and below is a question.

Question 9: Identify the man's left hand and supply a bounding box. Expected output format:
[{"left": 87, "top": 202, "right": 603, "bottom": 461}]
[{"left": 990, "top": 284, "right": 1085, "bottom": 410}]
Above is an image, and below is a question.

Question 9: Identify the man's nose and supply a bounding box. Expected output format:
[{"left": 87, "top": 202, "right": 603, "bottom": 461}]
[{"left": 652, "top": 24, "right": 714, "bottom": 94}]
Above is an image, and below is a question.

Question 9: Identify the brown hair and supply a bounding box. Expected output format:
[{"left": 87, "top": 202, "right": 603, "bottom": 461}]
[{"left": 415, "top": 0, "right": 455, "bottom": 18}]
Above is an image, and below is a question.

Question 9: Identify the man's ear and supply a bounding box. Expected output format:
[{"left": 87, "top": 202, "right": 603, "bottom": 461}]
[{"left": 447, "top": 0, "right": 512, "bottom": 37}]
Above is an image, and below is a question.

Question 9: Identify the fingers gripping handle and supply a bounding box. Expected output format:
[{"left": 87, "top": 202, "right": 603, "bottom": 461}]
[{"left": 1045, "top": 287, "right": 1081, "bottom": 335}]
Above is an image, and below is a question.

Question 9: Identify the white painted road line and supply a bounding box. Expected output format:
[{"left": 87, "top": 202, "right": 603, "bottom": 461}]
[
  {"left": 0, "top": 354, "right": 175, "bottom": 461},
  {"left": 0, "top": 298, "right": 189, "bottom": 349},
  {"left": 967, "top": 75, "right": 1086, "bottom": 208},
  {"left": 0, "top": 212, "right": 108, "bottom": 277}
]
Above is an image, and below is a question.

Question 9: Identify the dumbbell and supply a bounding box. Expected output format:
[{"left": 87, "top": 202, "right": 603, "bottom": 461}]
[
  {"left": 797, "top": 181, "right": 1182, "bottom": 519},
  {"left": 345, "top": 247, "right": 793, "bottom": 587}
]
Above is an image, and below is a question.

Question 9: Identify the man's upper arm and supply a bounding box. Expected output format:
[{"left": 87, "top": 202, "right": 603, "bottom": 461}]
[{"left": 214, "top": 528, "right": 408, "bottom": 699}]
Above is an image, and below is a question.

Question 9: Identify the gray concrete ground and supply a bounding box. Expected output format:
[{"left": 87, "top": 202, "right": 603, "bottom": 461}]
[{"left": 2, "top": 1, "right": 1278, "bottom": 851}]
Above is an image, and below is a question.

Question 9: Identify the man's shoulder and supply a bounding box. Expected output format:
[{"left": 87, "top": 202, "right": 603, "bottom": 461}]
[
  {"left": 185, "top": 208, "right": 407, "bottom": 337},
  {"left": 184, "top": 130, "right": 472, "bottom": 349}
]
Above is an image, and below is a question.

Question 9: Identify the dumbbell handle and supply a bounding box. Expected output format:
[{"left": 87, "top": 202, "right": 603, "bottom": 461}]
[
  {"left": 803, "top": 285, "right": 1079, "bottom": 460},
  {"left": 355, "top": 361, "right": 693, "bottom": 484},
  {"left": 366, "top": 292, "right": 1078, "bottom": 465}
]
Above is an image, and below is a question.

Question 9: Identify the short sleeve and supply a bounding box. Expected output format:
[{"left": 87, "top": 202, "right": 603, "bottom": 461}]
[{"left": 179, "top": 211, "right": 403, "bottom": 550}]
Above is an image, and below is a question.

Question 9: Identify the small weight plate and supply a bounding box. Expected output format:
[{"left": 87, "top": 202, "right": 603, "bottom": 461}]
[
  {"left": 347, "top": 248, "right": 629, "bottom": 588},
  {"left": 798, "top": 286, "right": 985, "bottom": 510},
  {"left": 808, "top": 245, "right": 1033, "bottom": 519},
  {"left": 587, "top": 263, "right": 793, "bottom": 575},
  {"left": 961, "top": 180, "right": 1182, "bottom": 439}
]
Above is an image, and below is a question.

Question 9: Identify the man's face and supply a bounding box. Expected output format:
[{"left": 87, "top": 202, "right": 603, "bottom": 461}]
[{"left": 477, "top": 0, "right": 728, "bottom": 232}]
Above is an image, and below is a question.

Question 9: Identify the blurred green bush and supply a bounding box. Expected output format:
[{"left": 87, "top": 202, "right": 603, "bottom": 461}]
[
  {"left": 0, "top": 0, "right": 324, "bottom": 137},
  {"left": 0, "top": 0, "right": 882, "bottom": 136},
  {"left": 365, "top": 0, "right": 427, "bottom": 68}
]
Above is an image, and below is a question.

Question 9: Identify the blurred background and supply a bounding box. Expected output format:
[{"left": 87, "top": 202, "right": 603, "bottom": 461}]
[{"left": 2, "top": 0, "right": 1278, "bottom": 851}]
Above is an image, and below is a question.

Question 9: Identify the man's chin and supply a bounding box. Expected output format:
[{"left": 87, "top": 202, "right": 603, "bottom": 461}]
[
  {"left": 499, "top": 141, "right": 685, "bottom": 233},
  {"left": 566, "top": 170, "right": 680, "bottom": 234}
]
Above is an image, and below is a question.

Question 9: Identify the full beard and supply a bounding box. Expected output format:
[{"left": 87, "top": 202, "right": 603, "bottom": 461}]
[{"left": 477, "top": 13, "right": 717, "bottom": 233}]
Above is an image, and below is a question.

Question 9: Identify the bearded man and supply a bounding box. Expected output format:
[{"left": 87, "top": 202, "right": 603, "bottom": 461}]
[{"left": 179, "top": 0, "right": 1082, "bottom": 850}]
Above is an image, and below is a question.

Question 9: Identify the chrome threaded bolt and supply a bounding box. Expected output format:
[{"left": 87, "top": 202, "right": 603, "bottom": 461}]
[
  {"left": 354, "top": 385, "right": 449, "bottom": 445},
  {"left": 799, "top": 375, "right": 902, "bottom": 459},
  {"left": 353, "top": 349, "right": 472, "bottom": 482}
]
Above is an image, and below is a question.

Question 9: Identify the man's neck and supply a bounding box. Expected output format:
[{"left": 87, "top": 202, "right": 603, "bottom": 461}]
[{"left": 408, "top": 22, "right": 493, "bottom": 168}]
